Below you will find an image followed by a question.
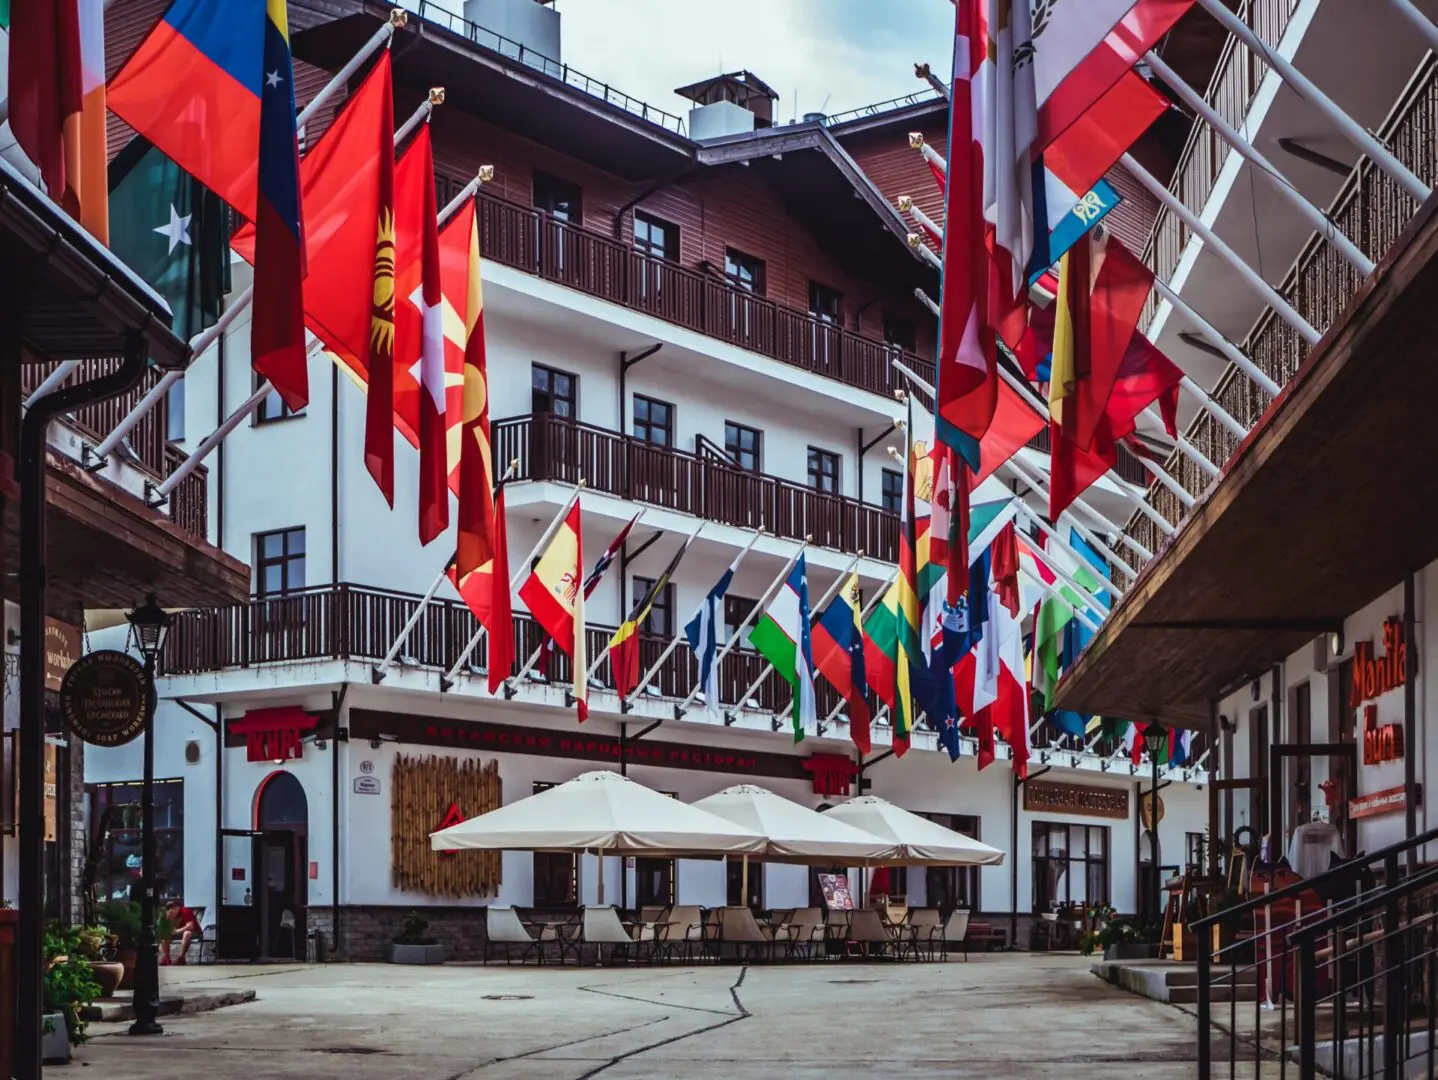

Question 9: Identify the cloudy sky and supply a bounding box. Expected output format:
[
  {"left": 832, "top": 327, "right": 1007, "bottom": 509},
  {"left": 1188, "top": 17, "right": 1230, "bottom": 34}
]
[{"left": 413, "top": 0, "right": 955, "bottom": 121}]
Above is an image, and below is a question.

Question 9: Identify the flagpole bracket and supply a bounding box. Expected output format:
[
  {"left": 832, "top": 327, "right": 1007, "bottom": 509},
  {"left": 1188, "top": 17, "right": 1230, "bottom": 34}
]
[
  {"left": 723, "top": 712, "right": 736, "bottom": 727},
  {"left": 563, "top": 690, "right": 574, "bottom": 708},
  {"left": 619, "top": 698, "right": 633, "bottom": 715},
  {"left": 502, "top": 680, "right": 517, "bottom": 701},
  {"left": 143, "top": 481, "right": 167, "bottom": 511},
  {"left": 672, "top": 704, "right": 687, "bottom": 722},
  {"left": 438, "top": 674, "right": 454, "bottom": 693},
  {"left": 370, "top": 665, "right": 387, "bottom": 685},
  {"left": 770, "top": 717, "right": 782, "bottom": 733},
  {"left": 79, "top": 444, "right": 107, "bottom": 473}
]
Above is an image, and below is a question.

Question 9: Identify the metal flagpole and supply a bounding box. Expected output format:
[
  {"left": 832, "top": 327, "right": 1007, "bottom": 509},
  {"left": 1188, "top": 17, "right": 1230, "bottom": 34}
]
[
  {"left": 585, "top": 521, "right": 705, "bottom": 684},
  {"left": 733, "top": 549, "right": 866, "bottom": 723},
  {"left": 1195, "top": 0, "right": 1429, "bottom": 202},
  {"left": 675, "top": 538, "right": 811, "bottom": 715},
  {"left": 821, "top": 567, "right": 899, "bottom": 725},
  {"left": 371, "top": 458, "right": 520, "bottom": 683},
  {"left": 1143, "top": 50, "right": 1373, "bottom": 276},
  {"left": 82, "top": 11, "right": 413, "bottom": 464},
  {"left": 1001, "top": 496, "right": 1119, "bottom": 610},
  {"left": 1002, "top": 454, "right": 1148, "bottom": 568},
  {"left": 444, "top": 482, "right": 585, "bottom": 686},
  {"left": 1012, "top": 516, "right": 1113, "bottom": 624},
  {"left": 1151, "top": 277, "right": 1279, "bottom": 397},
  {"left": 151, "top": 158, "right": 490, "bottom": 506},
  {"left": 1384, "top": 0, "right": 1438, "bottom": 50},
  {"left": 1121, "top": 153, "right": 1320, "bottom": 345},
  {"left": 625, "top": 527, "right": 766, "bottom": 705}
]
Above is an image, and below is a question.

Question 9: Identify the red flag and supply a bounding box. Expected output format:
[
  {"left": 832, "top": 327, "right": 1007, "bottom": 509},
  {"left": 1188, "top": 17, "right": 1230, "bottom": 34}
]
[
  {"left": 362, "top": 67, "right": 397, "bottom": 504},
  {"left": 991, "top": 522, "right": 1021, "bottom": 618},
  {"left": 10, "top": 0, "right": 84, "bottom": 211},
  {"left": 395, "top": 126, "right": 447, "bottom": 544},
  {"left": 973, "top": 380, "right": 1047, "bottom": 485},
  {"left": 1043, "top": 70, "right": 1168, "bottom": 201},
  {"left": 452, "top": 198, "right": 497, "bottom": 579},
  {"left": 1049, "top": 419, "right": 1118, "bottom": 522},
  {"left": 448, "top": 485, "right": 513, "bottom": 695}
]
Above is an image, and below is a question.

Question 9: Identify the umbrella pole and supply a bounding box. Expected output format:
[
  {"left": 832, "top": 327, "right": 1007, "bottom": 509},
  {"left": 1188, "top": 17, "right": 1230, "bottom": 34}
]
[
  {"left": 741, "top": 855, "right": 749, "bottom": 907},
  {"left": 597, "top": 848, "right": 605, "bottom": 906}
]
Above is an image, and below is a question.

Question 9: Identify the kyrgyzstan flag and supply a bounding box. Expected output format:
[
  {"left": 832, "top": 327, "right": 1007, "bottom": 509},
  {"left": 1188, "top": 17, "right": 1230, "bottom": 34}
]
[
  {"left": 518, "top": 500, "right": 587, "bottom": 721},
  {"left": 394, "top": 124, "right": 447, "bottom": 544},
  {"left": 448, "top": 482, "right": 513, "bottom": 695}
]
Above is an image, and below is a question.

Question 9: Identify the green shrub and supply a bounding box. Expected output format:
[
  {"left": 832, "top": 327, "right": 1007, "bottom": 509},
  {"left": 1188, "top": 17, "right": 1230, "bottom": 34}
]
[{"left": 43, "top": 924, "right": 103, "bottom": 1045}]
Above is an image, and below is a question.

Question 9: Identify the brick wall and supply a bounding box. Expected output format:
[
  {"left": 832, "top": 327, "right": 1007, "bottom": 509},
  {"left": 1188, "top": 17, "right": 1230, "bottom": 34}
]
[{"left": 311, "top": 905, "right": 491, "bottom": 962}]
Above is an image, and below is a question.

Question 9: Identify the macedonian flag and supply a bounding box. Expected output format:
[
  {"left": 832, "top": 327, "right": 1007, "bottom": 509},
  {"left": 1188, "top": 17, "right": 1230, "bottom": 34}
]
[
  {"left": 451, "top": 195, "right": 496, "bottom": 580},
  {"left": 518, "top": 500, "right": 587, "bottom": 721}
]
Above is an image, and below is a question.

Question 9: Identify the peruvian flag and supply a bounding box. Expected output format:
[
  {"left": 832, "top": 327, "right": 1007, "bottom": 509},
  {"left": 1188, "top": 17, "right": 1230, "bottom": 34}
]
[{"left": 394, "top": 125, "right": 448, "bottom": 545}]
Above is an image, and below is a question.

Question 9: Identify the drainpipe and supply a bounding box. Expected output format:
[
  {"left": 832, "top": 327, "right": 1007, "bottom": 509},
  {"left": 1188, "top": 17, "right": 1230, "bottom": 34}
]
[
  {"left": 1010, "top": 773, "right": 1019, "bottom": 943},
  {"left": 331, "top": 683, "right": 349, "bottom": 958},
  {"left": 1405, "top": 573, "right": 1418, "bottom": 867},
  {"left": 215, "top": 327, "right": 225, "bottom": 549},
  {"left": 1270, "top": 663, "right": 1283, "bottom": 845},
  {"left": 331, "top": 363, "right": 340, "bottom": 584}
]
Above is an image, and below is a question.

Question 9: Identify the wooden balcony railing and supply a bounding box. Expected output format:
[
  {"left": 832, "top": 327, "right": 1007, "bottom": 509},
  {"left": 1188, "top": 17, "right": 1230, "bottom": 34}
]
[
  {"left": 20, "top": 360, "right": 208, "bottom": 543},
  {"left": 1124, "top": 54, "right": 1438, "bottom": 567},
  {"left": 493, "top": 412, "right": 899, "bottom": 561},
  {"left": 472, "top": 189, "right": 935, "bottom": 398}
]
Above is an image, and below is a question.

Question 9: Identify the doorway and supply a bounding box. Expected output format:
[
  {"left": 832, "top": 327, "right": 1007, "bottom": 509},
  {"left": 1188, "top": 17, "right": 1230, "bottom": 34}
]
[{"left": 255, "top": 771, "right": 308, "bottom": 960}]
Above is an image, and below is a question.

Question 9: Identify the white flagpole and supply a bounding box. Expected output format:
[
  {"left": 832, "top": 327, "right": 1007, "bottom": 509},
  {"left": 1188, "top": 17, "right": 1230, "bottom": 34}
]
[
  {"left": 675, "top": 538, "right": 811, "bottom": 714},
  {"left": 1151, "top": 277, "right": 1280, "bottom": 398},
  {"left": 730, "top": 548, "right": 865, "bottom": 720},
  {"left": 1195, "top": 0, "right": 1429, "bottom": 202},
  {"left": 1012, "top": 521, "right": 1111, "bottom": 625},
  {"left": 151, "top": 157, "right": 491, "bottom": 506},
  {"left": 1384, "top": 0, "right": 1438, "bottom": 50},
  {"left": 1002, "top": 454, "right": 1148, "bottom": 568},
  {"left": 80, "top": 9, "right": 412, "bottom": 459},
  {"left": 1004, "top": 497, "right": 1119, "bottom": 606},
  {"left": 821, "top": 567, "right": 899, "bottom": 726},
  {"left": 625, "top": 527, "right": 766, "bottom": 706},
  {"left": 443, "top": 482, "right": 584, "bottom": 686}
]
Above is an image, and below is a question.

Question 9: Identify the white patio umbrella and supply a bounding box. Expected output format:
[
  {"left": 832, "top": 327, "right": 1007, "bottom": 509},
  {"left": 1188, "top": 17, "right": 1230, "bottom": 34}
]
[
  {"left": 430, "top": 770, "right": 766, "bottom": 903},
  {"left": 692, "top": 784, "right": 899, "bottom": 864},
  {"left": 821, "top": 796, "right": 1007, "bottom": 866}
]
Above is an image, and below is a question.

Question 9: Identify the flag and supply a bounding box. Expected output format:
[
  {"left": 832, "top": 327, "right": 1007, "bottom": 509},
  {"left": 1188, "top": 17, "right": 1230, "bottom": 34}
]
[
  {"left": 1171, "top": 728, "right": 1193, "bottom": 767},
  {"left": 584, "top": 515, "right": 639, "bottom": 599},
  {"left": 812, "top": 572, "right": 872, "bottom": 755},
  {"left": 448, "top": 197, "right": 495, "bottom": 572},
  {"left": 1121, "top": 720, "right": 1144, "bottom": 765},
  {"left": 974, "top": 379, "right": 1047, "bottom": 485},
  {"left": 75, "top": 0, "right": 105, "bottom": 240},
  {"left": 1043, "top": 69, "right": 1167, "bottom": 206},
  {"left": 395, "top": 125, "right": 447, "bottom": 543},
  {"left": 360, "top": 55, "right": 397, "bottom": 504},
  {"left": 935, "top": 0, "right": 996, "bottom": 471},
  {"left": 749, "top": 555, "right": 818, "bottom": 743},
  {"left": 1068, "top": 528, "right": 1113, "bottom": 652},
  {"left": 108, "top": 137, "right": 230, "bottom": 342},
  {"left": 685, "top": 553, "right": 741, "bottom": 720},
  {"left": 991, "top": 521, "right": 1021, "bottom": 618},
  {"left": 448, "top": 482, "right": 513, "bottom": 695},
  {"left": 990, "top": 577, "right": 1031, "bottom": 778},
  {"left": 609, "top": 535, "right": 695, "bottom": 698},
  {"left": 862, "top": 580, "right": 903, "bottom": 723},
  {"left": 894, "top": 432, "right": 928, "bottom": 754},
  {"left": 518, "top": 500, "right": 587, "bottom": 720},
  {"left": 9, "top": 0, "right": 82, "bottom": 213}
]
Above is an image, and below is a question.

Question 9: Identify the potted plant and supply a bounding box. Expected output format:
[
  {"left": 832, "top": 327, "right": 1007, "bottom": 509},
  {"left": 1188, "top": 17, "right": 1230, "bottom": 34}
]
[
  {"left": 43, "top": 924, "right": 104, "bottom": 1062},
  {"left": 71, "top": 923, "right": 124, "bottom": 997},
  {"left": 386, "top": 910, "right": 446, "bottom": 965},
  {"left": 1080, "top": 914, "right": 1161, "bottom": 960},
  {"left": 96, "top": 899, "right": 141, "bottom": 989}
]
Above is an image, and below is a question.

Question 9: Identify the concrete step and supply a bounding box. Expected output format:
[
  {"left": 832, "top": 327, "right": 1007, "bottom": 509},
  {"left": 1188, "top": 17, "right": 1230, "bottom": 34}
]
[
  {"left": 80, "top": 987, "right": 256, "bottom": 1022},
  {"left": 1168, "top": 983, "right": 1259, "bottom": 1004}
]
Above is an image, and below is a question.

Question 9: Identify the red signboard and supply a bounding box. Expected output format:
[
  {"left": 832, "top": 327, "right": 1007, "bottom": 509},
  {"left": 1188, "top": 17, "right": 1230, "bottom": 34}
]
[
  {"left": 1362, "top": 704, "right": 1405, "bottom": 766},
  {"left": 1350, "top": 617, "right": 1407, "bottom": 708},
  {"left": 802, "top": 753, "right": 859, "bottom": 797},
  {"left": 229, "top": 707, "right": 318, "bottom": 763},
  {"left": 1349, "top": 784, "right": 1420, "bottom": 820}
]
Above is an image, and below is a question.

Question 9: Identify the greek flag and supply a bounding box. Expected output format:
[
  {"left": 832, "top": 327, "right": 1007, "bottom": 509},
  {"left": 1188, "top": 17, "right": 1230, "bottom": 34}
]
[{"left": 685, "top": 561, "right": 737, "bottom": 720}]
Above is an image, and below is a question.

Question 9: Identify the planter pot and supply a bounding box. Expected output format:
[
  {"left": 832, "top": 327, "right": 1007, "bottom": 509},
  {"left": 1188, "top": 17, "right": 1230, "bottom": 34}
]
[
  {"left": 42, "top": 1013, "right": 71, "bottom": 1064},
  {"left": 1103, "top": 942, "right": 1159, "bottom": 961},
  {"left": 91, "top": 960, "right": 125, "bottom": 998},
  {"left": 114, "top": 947, "right": 138, "bottom": 990},
  {"left": 386, "top": 942, "right": 446, "bottom": 965}
]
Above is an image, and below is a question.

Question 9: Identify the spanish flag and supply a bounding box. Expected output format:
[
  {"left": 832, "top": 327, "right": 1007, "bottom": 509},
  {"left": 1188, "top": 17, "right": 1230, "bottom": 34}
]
[
  {"left": 608, "top": 534, "right": 697, "bottom": 698},
  {"left": 518, "top": 501, "right": 587, "bottom": 721}
]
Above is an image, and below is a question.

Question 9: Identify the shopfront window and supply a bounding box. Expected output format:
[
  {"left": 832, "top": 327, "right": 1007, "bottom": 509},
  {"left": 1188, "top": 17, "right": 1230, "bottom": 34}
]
[
  {"left": 531, "top": 782, "right": 576, "bottom": 906},
  {"left": 91, "top": 779, "right": 185, "bottom": 905},
  {"left": 1032, "top": 821, "right": 1108, "bottom": 913},
  {"left": 727, "top": 858, "right": 764, "bottom": 908},
  {"left": 919, "top": 813, "right": 981, "bottom": 911}
]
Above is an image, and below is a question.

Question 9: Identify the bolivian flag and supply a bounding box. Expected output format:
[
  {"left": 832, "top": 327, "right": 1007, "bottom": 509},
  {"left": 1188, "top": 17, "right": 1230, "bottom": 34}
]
[{"left": 518, "top": 501, "right": 587, "bottom": 721}]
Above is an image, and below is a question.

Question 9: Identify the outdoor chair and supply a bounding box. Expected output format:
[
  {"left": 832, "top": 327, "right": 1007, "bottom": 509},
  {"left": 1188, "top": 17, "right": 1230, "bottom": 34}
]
[
  {"left": 908, "top": 908, "right": 942, "bottom": 961},
  {"left": 658, "top": 905, "right": 705, "bottom": 962},
  {"left": 702, "top": 906, "right": 725, "bottom": 960},
  {"left": 785, "top": 907, "right": 827, "bottom": 961},
  {"left": 581, "top": 906, "right": 653, "bottom": 965},
  {"left": 718, "top": 905, "right": 780, "bottom": 963},
  {"left": 824, "top": 908, "right": 852, "bottom": 958},
  {"left": 484, "top": 906, "right": 543, "bottom": 965},
  {"left": 846, "top": 908, "right": 897, "bottom": 959},
  {"left": 937, "top": 910, "right": 970, "bottom": 962}
]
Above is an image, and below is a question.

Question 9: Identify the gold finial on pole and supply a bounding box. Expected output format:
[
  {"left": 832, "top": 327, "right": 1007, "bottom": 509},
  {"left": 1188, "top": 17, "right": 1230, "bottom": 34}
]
[
  {"left": 428, "top": 87, "right": 446, "bottom": 106},
  {"left": 389, "top": 8, "right": 409, "bottom": 27},
  {"left": 477, "top": 165, "right": 495, "bottom": 184},
  {"left": 906, "top": 232, "right": 923, "bottom": 249},
  {"left": 897, "top": 195, "right": 914, "bottom": 212},
  {"left": 908, "top": 132, "right": 926, "bottom": 150}
]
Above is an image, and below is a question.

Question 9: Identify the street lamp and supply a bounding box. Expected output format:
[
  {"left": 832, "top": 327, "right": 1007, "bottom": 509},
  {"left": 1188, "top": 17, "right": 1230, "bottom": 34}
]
[
  {"left": 126, "top": 594, "right": 170, "bottom": 1037},
  {"left": 1142, "top": 722, "right": 1169, "bottom": 935}
]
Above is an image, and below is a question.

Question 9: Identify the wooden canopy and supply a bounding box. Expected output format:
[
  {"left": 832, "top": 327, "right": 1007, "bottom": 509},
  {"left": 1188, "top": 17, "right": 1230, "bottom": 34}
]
[{"left": 1054, "top": 193, "right": 1438, "bottom": 728}]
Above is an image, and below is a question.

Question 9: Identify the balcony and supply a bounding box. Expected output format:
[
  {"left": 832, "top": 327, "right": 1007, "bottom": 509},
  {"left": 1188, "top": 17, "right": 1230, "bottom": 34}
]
[
  {"left": 470, "top": 188, "right": 934, "bottom": 400},
  {"left": 494, "top": 412, "right": 900, "bottom": 561}
]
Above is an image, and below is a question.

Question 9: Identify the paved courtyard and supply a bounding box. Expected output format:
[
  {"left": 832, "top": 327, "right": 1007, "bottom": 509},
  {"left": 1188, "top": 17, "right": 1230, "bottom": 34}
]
[{"left": 63, "top": 953, "right": 1208, "bottom": 1079}]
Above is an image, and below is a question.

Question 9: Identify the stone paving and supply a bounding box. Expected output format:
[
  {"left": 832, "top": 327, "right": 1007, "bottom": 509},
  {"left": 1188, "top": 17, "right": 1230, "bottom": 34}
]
[{"left": 67, "top": 953, "right": 1217, "bottom": 1079}]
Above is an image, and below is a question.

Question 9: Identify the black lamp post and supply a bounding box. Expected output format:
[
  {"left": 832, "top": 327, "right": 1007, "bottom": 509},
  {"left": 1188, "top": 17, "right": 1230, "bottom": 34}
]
[
  {"left": 1142, "top": 722, "right": 1169, "bottom": 930},
  {"left": 126, "top": 594, "right": 170, "bottom": 1037}
]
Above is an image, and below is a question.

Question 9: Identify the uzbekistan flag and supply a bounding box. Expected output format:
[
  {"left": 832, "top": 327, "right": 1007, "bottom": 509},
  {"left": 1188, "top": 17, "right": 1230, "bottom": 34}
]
[
  {"left": 749, "top": 555, "right": 818, "bottom": 743},
  {"left": 812, "top": 572, "right": 872, "bottom": 755},
  {"left": 518, "top": 500, "right": 587, "bottom": 721}
]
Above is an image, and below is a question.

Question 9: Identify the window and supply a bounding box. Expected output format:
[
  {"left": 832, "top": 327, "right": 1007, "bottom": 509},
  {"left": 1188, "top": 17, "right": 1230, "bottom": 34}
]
[
  {"left": 1186, "top": 832, "right": 1207, "bottom": 875},
  {"left": 635, "top": 857, "right": 675, "bottom": 907},
  {"left": 532, "top": 365, "right": 577, "bottom": 418},
  {"left": 723, "top": 595, "right": 757, "bottom": 643},
  {"left": 632, "top": 395, "right": 673, "bottom": 447},
  {"left": 724, "top": 422, "right": 761, "bottom": 471},
  {"left": 727, "top": 857, "right": 764, "bottom": 908},
  {"left": 920, "top": 813, "right": 981, "bottom": 911},
  {"left": 882, "top": 311, "right": 917, "bottom": 352},
  {"left": 255, "top": 527, "right": 305, "bottom": 597},
  {"left": 725, "top": 248, "right": 766, "bottom": 295},
  {"left": 808, "top": 447, "right": 840, "bottom": 494},
  {"left": 91, "top": 779, "right": 184, "bottom": 907},
  {"left": 531, "top": 782, "right": 577, "bottom": 906},
  {"left": 255, "top": 370, "right": 303, "bottom": 424},
  {"left": 631, "top": 576, "right": 675, "bottom": 638},
  {"left": 881, "top": 468, "right": 903, "bottom": 514},
  {"left": 808, "top": 281, "right": 842, "bottom": 324},
  {"left": 1032, "top": 822, "right": 1109, "bottom": 912},
  {"left": 533, "top": 171, "right": 582, "bottom": 223},
  {"left": 633, "top": 212, "right": 679, "bottom": 261}
]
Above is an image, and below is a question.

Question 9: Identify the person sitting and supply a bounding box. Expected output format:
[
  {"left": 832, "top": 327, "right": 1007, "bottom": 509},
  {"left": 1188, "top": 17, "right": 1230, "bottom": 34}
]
[{"left": 161, "top": 898, "right": 201, "bottom": 966}]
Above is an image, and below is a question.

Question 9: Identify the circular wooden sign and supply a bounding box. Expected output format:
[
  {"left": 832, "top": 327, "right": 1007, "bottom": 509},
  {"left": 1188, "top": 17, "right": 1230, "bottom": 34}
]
[
  {"left": 1139, "top": 792, "right": 1167, "bottom": 830},
  {"left": 59, "top": 650, "right": 152, "bottom": 747}
]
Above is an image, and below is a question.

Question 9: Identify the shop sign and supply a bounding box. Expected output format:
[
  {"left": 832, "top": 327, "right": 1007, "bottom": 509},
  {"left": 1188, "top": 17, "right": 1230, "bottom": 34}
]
[
  {"left": 802, "top": 753, "right": 859, "bottom": 797},
  {"left": 4, "top": 736, "right": 60, "bottom": 842},
  {"left": 353, "top": 775, "right": 381, "bottom": 796},
  {"left": 229, "top": 707, "right": 318, "bottom": 763},
  {"left": 58, "top": 650, "right": 151, "bottom": 747},
  {"left": 1350, "top": 617, "right": 1406, "bottom": 708},
  {"left": 1022, "top": 780, "right": 1129, "bottom": 820},
  {"left": 1138, "top": 792, "right": 1166, "bottom": 830},
  {"left": 44, "top": 618, "right": 81, "bottom": 693},
  {"left": 351, "top": 710, "right": 811, "bottom": 782},
  {"left": 1362, "top": 705, "right": 1404, "bottom": 765},
  {"left": 434, "top": 802, "right": 467, "bottom": 859},
  {"left": 1349, "top": 784, "right": 1421, "bottom": 820}
]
